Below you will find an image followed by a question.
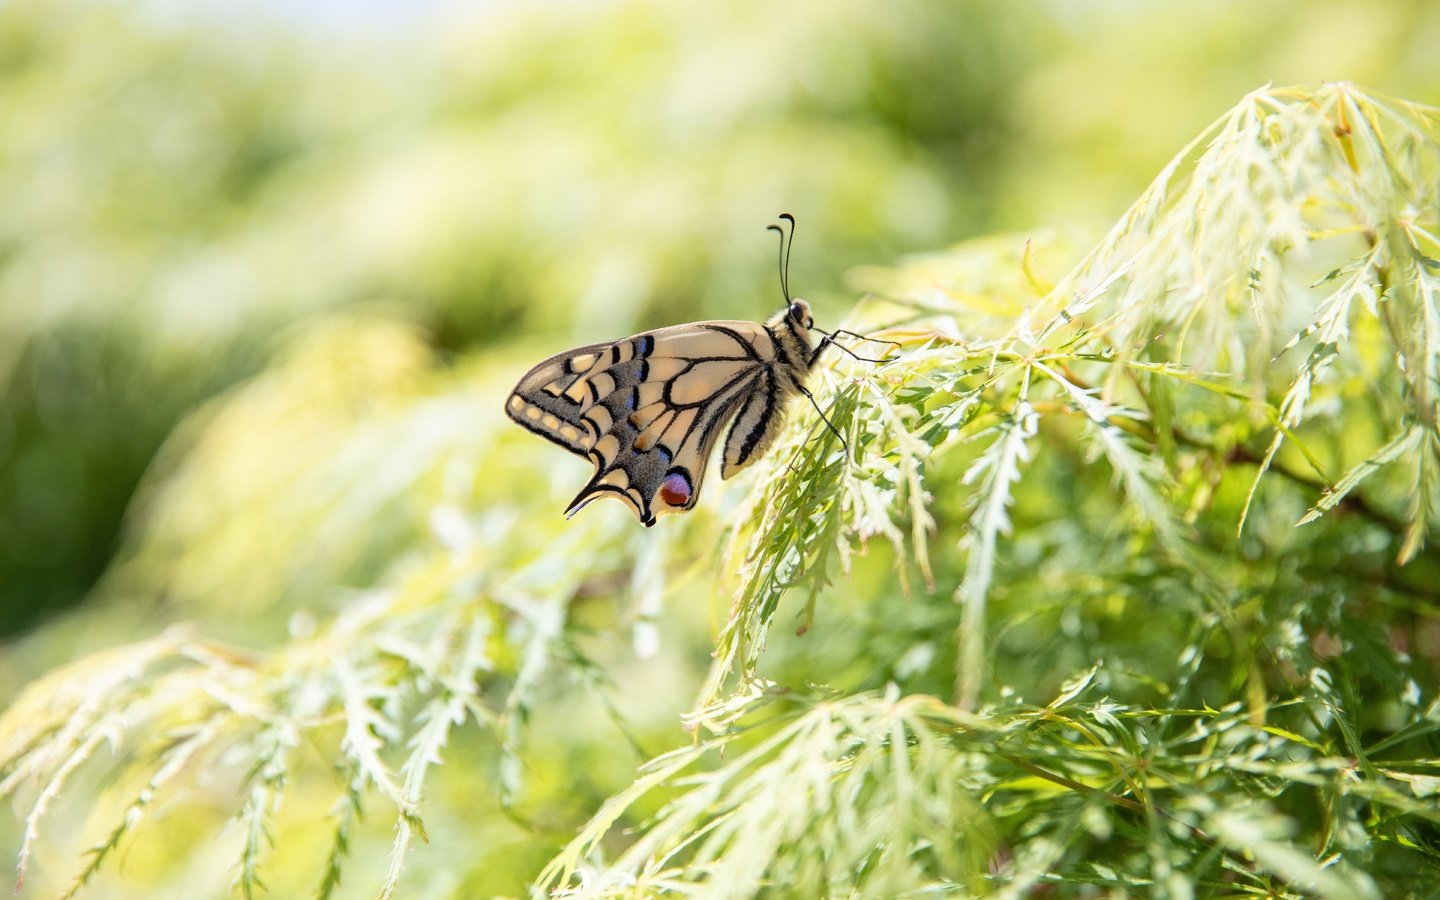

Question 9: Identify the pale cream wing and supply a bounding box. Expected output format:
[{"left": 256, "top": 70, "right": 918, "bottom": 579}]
[
  {"left": 505, "top": 340, "right": 618, "bottom": 455},
  {"left": 505, "top": 321, "right": 777, "bottom": 526}
]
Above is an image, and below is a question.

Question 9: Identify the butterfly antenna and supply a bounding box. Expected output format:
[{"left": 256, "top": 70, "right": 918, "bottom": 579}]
[
  {"left": 779, "top": 213, "right": 795, "bottom": 302},
  {"left": 766, "top": 214, "right": 795, "bottom": 303}
]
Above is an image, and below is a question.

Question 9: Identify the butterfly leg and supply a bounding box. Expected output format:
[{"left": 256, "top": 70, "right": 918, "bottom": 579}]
[
  {"left": 830, "top": 328, "right": 902, "bottom": 356},
  {"left": 797, "top": 384, "right": 849, "bottom": 457},
  {"left": 808, "top": 332, "right": 836, "bottom": 367},
  {"left": 811, "top": 328, "right": 898, "bottom": 365}
]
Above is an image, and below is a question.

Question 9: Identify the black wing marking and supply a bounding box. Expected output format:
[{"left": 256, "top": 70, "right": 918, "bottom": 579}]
[{"left": 508, "top": 325, "right": 777, "bottom": 526}]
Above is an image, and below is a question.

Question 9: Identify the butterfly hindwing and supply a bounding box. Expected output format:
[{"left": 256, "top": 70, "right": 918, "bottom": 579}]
[
  {"left": 720, "top": 369, "right": 784, "bottom": 479},
  {"left": 507, "top": 322, "right": 789, "bottom": 526}
]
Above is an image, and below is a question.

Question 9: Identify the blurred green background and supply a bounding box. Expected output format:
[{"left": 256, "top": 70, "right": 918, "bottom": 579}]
[
  {"left": 4, "top": 0, "right": 1437, "bottom": 639},
  {"left": 3, "top": 2, "right": 1440, "bottom": 896}
]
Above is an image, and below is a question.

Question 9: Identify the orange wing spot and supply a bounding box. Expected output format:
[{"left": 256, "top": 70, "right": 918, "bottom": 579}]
[
  {"left": 628, "top": 402, "right": 666, "bottom": 433},
  {"left": 633, "top": 408, "right": 675, "bottom": 452},
  {"left": 659, "top": 472, "right": 692, "bottom": 507}
]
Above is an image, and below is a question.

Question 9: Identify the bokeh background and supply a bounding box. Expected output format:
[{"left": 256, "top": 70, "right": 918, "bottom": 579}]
[
  {"left": 6, "top": 0, "right": 1439, "bottom": 638},
  {"left": 3, "top": 0, "right": 1440, "bottom": 895}
]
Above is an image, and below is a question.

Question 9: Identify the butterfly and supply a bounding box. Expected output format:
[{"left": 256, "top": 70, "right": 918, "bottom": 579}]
[{"left": 505, "top": 215, "right": 889, "bottom": 526}]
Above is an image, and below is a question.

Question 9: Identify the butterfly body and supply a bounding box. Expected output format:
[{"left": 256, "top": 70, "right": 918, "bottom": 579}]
[{"left": 506, "top": 299, "right": 817, "bottom": 526}]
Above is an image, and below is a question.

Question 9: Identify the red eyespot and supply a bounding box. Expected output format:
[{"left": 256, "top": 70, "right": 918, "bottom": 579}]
[{"left": 659, "top": 472, "right": 692, "bottom": 507}]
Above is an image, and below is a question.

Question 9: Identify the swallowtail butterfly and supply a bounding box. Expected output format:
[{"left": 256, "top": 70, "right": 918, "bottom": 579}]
[{"left": 505, "top": 215, "right": 880, "bottom": 526}]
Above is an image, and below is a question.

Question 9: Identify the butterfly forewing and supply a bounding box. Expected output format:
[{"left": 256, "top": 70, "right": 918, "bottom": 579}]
[
  {"left": 505, "top": 340, "right": 618, "bottom": 454},
  {"left": 506, "top": 319, "right": 805, "bottom": 526}
]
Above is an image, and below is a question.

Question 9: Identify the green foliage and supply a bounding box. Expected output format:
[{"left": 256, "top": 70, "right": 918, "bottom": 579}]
[
  {"left": 3, "top": 80, "right": 1439, "bottom": 898},
  {"left": 540, "top": 83, "right": 1440, "bottom": 896}
]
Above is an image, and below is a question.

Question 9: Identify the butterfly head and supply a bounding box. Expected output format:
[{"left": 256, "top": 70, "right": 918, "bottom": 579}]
[
  {"left": 766, "top": 297, "right": 818, "bottom": 368},
  {"left": 787, "top": 299, "right": 814, "bottom": 331}
]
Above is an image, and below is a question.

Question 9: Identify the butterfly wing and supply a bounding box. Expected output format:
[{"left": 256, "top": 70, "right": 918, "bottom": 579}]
[
  {"left": 720, "top": 367, "right": 787, "bottom": 479},
  {"left": 505, "top": 322, "right": 778, "bottom": 526},
  {"left": 505, "top": 339, "right": 617, "bottom": 455}
]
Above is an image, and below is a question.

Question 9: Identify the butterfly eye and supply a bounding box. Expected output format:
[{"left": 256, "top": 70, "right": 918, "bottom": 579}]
[{"left": 789, "top": 302, "right": 805, "bottom": 322}]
